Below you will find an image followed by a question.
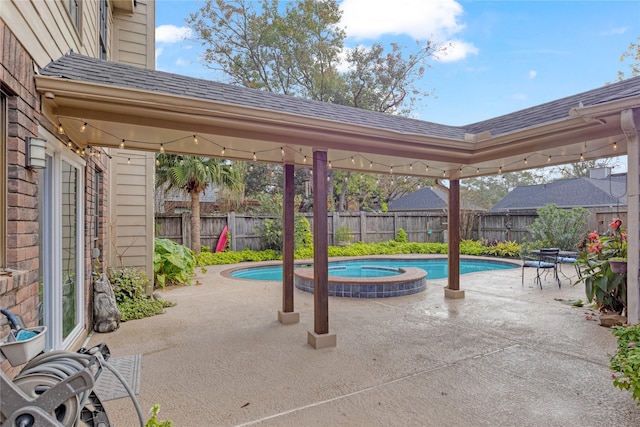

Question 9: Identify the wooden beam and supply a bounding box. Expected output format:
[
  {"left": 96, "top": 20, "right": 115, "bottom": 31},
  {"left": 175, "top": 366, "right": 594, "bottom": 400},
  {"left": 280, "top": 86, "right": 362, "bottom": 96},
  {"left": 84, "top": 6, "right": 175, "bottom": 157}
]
[
  {"left": 313, "top": 149, "right": 329, "bottom": 334},
  {"left": 448, "top": 180, "right": 461, "bottom": 292},
  {"left": 282, "top": 162, "right": 295, "bottom": 313}
]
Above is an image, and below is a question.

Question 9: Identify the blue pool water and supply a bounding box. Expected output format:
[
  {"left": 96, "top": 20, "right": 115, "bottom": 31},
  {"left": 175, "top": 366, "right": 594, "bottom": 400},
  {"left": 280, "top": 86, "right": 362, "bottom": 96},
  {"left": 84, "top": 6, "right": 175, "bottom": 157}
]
[{"left": 230, "top": 258, "right": 517, "bottom": 281}]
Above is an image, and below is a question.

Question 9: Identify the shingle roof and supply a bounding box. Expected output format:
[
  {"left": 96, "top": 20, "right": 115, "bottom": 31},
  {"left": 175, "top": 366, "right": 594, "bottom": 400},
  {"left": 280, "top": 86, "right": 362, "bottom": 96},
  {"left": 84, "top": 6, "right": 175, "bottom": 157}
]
[
  {"left": 387, "top": 186, "right": 485, "bottom": 211},
  {"left": 489, "top": 173, "right": 628, "bottom": 212},
  {"left": 39, "top": 52, "right": 640, "bottom": 140}
]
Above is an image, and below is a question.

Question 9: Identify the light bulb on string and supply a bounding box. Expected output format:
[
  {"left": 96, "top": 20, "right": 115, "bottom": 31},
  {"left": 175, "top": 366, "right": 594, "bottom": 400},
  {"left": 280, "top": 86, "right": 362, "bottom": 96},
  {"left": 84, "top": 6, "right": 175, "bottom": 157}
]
[
  {"left": 253, "top": 152, "right": 257, "bottom": 162},
  {"left": 58, "top": 123, "right": 64, "bottom": 134},
  {"left": 476, "top": 168, "right": 480, "bottom": 175},
  {"left": 120, "top": 140, "right": 125, "bottom": 149},
  {"left": 425, "top": 165, "right": 429, "bottom": 172},
  {"left": 351, "top": 156, "right": 355, "bottom": 164},
  {"left": 155, "top": 159, "right": 160, "bottom": 166},
  {"left": 389, "top": 166, "right": 393, "bottom": 175},
  {"left": 80, "top": 122, "right": 87, "bottom": 133},
  {"left": 303, "top": 156, "right": 307, "bottom": 164},
  {"left": 409, "top": 164, "right": 413, "bottom": 172},
  {"left": 524, "top": 158, "right": 528, "bottom": 165},
  {"left": 328, "top": 161, "right": 332, "bottom": 169},
  {"left": 160, "top": 143, "right": 164, "bottom": 153},
  {"left": 369, "top": 161, "right": 373, "bottom": 169},
  {"left": 193, "top": 135, "right": 198, "bottom": 145},
  {"left": 580, "top": 153, "right": 584, "bottom": 161},
  {"left": 249, "top": 164, "right": 254, "bottom": 172},
  {"left": 280, "top": 147, "right": 285, "bottom": 156},
  {"left": 67, "top": 141, "right": 72, "bottom": 148},
  {"left": 221, "top": 147, "right": 226, "bottom": 156},
  {"left": 127, "top": 158, "right": 131, "bottom": 164},
  {"left": 613, "top": 142, "right": 618, "bottom": 150},
  {"left": 547, "top": 155, "right": 552, "bottom": 163}
]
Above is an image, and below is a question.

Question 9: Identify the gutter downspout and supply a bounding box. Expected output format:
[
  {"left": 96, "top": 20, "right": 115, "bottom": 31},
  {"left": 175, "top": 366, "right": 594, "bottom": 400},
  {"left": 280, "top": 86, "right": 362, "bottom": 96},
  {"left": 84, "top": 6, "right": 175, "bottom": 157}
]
[{"left": 621, "top": 109, "right": 639, "bottom": 324}]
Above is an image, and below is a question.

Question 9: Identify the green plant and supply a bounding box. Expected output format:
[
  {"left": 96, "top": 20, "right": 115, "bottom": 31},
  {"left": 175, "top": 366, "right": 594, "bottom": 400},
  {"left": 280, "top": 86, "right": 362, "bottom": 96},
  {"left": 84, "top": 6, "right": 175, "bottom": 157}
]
[
  {"left": 395, "top": 228, "right": 407, "bottom": 243},
  {"left": 255, "top": 215, "right": 312, "bottom": 252},
  {"left": 574, "top": 218, "right": 627, "bottom": 314},
  {"left": 154, "top": 238, "right": 196, "bottom": 288},
  {"left": 146, "top": 404, "right": 173, "bottom": 427},
  {"left": 610, "top": 323, "right": 640, "bottom": 404},
  {"left": 527, "top": 204, "right": 589, "bottom": 251},
  {"left": 109, "top": 268, "right": 175, "bottom": 322},
  {"left": 335, "top": 224, "right": 353, "bottom": 244}
]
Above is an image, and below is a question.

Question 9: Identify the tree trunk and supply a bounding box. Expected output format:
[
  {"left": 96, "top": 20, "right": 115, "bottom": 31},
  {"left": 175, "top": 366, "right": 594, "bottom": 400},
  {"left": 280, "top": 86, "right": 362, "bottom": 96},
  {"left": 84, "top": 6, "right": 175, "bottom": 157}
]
[
  {"left": 338, "top": 171, "right": 350, "bottom": 211},
  {"left": 190, "top": 190, "right": 201, "bottom": 253}
]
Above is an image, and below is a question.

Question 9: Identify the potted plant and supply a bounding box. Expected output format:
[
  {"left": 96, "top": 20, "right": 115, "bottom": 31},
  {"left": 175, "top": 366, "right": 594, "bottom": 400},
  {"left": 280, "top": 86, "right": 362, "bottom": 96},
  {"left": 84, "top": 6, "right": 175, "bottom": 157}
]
[{"left": 574, "top": 218, "right": 628, "bottom": 315}]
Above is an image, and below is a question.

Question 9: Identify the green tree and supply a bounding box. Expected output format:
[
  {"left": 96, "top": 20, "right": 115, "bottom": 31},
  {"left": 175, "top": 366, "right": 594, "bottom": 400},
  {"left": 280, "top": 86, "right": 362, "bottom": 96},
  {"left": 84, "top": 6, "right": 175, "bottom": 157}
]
[
  {"left": 461, "top": 171, "right": 546, "bottom": 210},
  {"left": 617, "top": 36, "right": 640, "bottom": 81},
  {"left": 155, "top": 154, "right": 244, "bottom": 253},
  {"left": 187, "top": 0, "right": 442, "bottom": 210},
  {"left": 551, "top": 159, "right": 621, "bottom": 179}
]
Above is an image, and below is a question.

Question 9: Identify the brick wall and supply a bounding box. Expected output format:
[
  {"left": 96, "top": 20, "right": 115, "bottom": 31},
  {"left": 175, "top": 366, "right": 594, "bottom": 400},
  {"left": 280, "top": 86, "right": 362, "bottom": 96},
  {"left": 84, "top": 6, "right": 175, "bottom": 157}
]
[{"left": 1, "top": 21, "right": 41, "bottom": 375}]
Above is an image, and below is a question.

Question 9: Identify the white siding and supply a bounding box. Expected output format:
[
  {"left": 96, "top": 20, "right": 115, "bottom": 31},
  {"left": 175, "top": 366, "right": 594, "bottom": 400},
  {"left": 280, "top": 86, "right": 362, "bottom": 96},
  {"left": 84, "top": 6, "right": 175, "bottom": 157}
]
[{"left": 112, "top": 0, "right": 154, "bottom": 69}]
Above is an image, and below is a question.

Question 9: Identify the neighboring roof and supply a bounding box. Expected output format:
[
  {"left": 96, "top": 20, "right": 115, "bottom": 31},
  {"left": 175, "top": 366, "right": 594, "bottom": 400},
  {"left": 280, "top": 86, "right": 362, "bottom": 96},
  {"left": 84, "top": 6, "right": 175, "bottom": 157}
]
[
  {"left": 489, "top": 173, "right": 628, "bottom": 212},
  {"left": 36, "top": 53, "right": 640, "bottom": 178},
  {"left": 387, "top": 186, "right": 485, "bottom": 212}
]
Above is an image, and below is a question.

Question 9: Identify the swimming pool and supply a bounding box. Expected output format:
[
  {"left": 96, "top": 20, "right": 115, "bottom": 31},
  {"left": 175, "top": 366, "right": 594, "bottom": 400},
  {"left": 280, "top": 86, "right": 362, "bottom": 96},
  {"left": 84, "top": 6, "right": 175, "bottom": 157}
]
[{"left": 229, "top": 258, "right": 517, "bottom": 281}]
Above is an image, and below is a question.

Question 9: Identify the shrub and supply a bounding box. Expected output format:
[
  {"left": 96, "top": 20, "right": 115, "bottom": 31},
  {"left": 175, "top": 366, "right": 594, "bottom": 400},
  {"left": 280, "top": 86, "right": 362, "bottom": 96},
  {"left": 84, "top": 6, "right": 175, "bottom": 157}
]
[
  {"left": 610, "top": 323, "right": 640, "bottom": 404},
  {"left": 255, "top": 215, "right": 313, "bottom": 252},
  {"left": 154, "top": 238, "right": 196, "bottom": 288},
  {"left": 395, "top": 228, "right": 407, "bottom": 243},
  {"left": 335, "top": 224, "right": 353, "bottom": 244},
  {"left": 108, "top": 268, "right": 175, "bottom": 322},
  {"left": 527, "top": 204, "right": 588, "bottom": 251}
]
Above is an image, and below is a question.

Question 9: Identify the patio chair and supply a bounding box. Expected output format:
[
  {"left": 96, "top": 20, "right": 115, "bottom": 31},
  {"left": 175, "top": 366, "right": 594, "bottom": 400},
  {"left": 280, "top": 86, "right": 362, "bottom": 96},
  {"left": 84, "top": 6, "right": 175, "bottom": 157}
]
[{"left": 521, "top": 248, "right": 561, "bottom": 289}]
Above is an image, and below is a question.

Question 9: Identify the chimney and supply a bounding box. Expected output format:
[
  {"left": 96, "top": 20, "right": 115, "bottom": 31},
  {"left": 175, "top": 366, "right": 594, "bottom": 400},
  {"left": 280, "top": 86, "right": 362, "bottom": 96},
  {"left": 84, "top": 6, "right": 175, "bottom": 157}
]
[{"left": 589, "top": 167, "right": 611, "bottom": 179}]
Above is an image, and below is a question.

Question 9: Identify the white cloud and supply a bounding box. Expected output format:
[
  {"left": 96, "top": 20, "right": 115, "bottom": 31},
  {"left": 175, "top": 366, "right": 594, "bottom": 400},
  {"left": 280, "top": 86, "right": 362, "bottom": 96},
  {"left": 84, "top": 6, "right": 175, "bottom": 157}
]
[
  {"left": 340, "top": 0, "right": 465, "bottom": 40},
  {"left": 528, "top": 70, "right": 537, "bottom": 79},
  {"left": 601, "top": 27, "right": 627, "bottom": 36},
  {"left": 434, "top": 40, "right": 478, "bottom": 62},
  {"left": 155, "top": 47, "right": 163, "bottom": 61},
  {"left": 512, "top": 93, "right": 527, "bottom": 101},
  {"left": 156, "top": 24, "right": 192, "bottom": 43}
]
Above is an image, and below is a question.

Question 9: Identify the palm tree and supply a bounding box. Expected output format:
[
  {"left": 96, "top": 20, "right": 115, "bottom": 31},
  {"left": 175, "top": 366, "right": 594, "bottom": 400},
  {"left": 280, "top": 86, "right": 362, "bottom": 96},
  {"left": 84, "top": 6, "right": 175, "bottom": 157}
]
[{"left": 155, "top": 154, "right": 244, "bottom": 253}]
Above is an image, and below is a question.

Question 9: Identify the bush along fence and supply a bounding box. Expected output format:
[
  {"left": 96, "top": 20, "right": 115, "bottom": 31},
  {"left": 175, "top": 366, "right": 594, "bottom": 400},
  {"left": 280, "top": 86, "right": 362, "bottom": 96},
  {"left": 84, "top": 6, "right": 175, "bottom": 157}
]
[{"left": 155, "top": 208, "right": 626, "bottom": 252}]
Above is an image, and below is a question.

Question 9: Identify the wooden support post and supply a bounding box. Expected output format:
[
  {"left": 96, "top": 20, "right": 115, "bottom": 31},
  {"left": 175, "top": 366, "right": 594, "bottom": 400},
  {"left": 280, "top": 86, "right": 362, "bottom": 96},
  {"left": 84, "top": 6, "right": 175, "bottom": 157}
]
[
  {"left": 445, "top": 179, "right": 464, "bottom": 299},
  {"left": 313, "top": 150, "right": 329, "bottom": 334},
  {"left": 278, "top": 162, "right": 299, "bottom": 324},
  {"left": 306, "top": 149, "right": 335, "bottom": 348}
]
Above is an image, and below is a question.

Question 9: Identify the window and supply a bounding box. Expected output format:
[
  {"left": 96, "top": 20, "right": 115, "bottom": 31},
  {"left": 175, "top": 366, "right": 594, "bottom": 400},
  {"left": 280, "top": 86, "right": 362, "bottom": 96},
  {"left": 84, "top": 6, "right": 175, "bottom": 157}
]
[
  {"left": 99, "top": 0, "right": 108, "bottom": 60},
  {"left": 68, "top": 0, "right": 82, "bottom": 31},
  {"left": 0, "top": 91, "right": 6, "bottom": 269}
]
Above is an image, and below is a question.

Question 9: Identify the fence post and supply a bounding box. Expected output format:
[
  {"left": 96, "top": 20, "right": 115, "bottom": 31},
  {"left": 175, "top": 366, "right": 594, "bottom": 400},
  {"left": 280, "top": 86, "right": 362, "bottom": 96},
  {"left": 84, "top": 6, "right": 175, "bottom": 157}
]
[
  {"left": 360, "top": 212, "right": 367, "bottom": 243},
  {"left": 332, "top": 212, "right": 340, "bottom": 245},
  {"left": 181, "top": 212, "right": 191, "bottom": 249},
  {"left": 228, "top": 211, "right": 236, "bottom": 251}
]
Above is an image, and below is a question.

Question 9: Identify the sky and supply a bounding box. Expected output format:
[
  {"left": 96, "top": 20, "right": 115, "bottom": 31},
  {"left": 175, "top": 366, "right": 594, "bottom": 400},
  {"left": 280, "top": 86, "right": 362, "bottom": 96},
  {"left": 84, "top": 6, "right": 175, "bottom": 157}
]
[{"left": 155, "top": 0, "right": 640, "bottom": 128}]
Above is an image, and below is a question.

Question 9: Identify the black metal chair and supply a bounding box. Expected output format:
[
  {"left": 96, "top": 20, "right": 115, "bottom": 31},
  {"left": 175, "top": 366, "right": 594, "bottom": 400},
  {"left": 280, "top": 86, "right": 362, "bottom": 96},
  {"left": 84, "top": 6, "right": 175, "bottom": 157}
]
[{"left": 522, "top": 248, "right": 561, "bottom": 289}]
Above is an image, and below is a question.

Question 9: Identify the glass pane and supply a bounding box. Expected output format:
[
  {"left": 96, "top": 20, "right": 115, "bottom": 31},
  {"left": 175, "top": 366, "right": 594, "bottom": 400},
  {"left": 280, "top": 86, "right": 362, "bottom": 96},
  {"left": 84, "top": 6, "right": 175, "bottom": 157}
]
[{"left": 61, "top": 161, "right": 78, "bottom": 338}]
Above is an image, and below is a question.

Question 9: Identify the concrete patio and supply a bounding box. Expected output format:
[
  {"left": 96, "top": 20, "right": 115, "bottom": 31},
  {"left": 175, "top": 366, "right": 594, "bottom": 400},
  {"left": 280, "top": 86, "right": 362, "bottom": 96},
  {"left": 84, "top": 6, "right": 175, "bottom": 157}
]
[{"left": 89, "top": 257, "right": 640, "bottom": 426}]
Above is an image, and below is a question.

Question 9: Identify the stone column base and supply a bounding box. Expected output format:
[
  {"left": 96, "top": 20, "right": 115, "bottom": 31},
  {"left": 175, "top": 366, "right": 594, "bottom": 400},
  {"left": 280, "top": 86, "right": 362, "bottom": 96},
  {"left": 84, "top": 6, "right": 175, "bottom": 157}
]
[
  {"left": 444, "top": 288, "right": 465, "bottom": 299},
  {"left": 307, "top": 331, "right": 336, "bottom": 349},
  {"left": 277, "top": 310, "right": 300, "bottom": 325}
]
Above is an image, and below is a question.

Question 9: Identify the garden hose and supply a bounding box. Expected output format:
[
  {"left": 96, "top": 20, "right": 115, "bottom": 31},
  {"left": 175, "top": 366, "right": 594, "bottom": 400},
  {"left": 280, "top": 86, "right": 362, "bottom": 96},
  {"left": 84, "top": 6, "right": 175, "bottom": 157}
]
[{"left": 11, "top": 349, "right": 146, "bottom": 427}]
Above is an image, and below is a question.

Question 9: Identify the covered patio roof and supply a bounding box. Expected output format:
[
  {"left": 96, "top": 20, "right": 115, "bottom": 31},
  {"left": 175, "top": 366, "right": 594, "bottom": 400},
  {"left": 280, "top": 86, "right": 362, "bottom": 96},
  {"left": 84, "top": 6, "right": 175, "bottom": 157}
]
[
  {"left": 37, "top": 53, "right": 639, "bottom": 178},
  {"left": 35, "top": 53, "right": 640, "bottom": 329}
]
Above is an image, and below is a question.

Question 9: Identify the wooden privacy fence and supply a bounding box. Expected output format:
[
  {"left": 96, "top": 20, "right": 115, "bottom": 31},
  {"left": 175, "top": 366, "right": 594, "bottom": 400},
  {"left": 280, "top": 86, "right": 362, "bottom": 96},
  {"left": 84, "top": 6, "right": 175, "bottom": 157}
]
[{"left": 155, "top": 208, "right": 627, "bottom": 252}]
